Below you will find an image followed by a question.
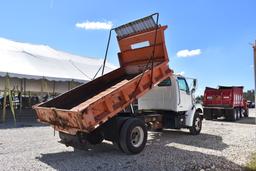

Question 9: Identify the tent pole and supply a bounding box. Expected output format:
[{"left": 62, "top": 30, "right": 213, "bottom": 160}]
[
  {"left": 53, "top": 81, "right": 56, "bottom": 97},
  {"left": 68, "top": 81, "right": 70, "bottom": 90},
  {"left": 2, "top": 74, "right": 16, "bottom": 124},
  {"left": 41, "top": 78, "right": 43, "bottom": 95},
  {"left": 41, "top": 77, "right": 49, "bottom": 98},
  {"left": 19, "top": 79, "right": 23, "bottom": 112},
  {"left": 71, "top": 79, "right": 74, "bottom": 89},
  {"left": 24, "top": 78, "right": 26, "bottom": 95},
  {"left": 2, "top": 74, "right": 8, "bottom": 122},
  {"left": 7, "top": 76, "right": 16, "bottom": 124},
  {"left": 28, "top": 91, "right": 31, "bottom": 107},
  {"left": 45, "top": 79, "right": 49, "bottom": 97}
]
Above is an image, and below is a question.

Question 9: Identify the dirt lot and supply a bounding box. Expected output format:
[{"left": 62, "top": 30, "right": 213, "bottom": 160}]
[{"left": 0, "top": 109, "right": 255, "bottom": 171}]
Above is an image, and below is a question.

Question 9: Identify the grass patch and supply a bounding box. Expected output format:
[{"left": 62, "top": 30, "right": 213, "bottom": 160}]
[{"left": 245, "top": 153, "right": 256, "bottom": 171}]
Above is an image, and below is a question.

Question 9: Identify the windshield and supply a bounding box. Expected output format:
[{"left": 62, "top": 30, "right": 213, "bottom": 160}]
[{"left": 177, "top": 77, "right": 189, "bottom": 92}]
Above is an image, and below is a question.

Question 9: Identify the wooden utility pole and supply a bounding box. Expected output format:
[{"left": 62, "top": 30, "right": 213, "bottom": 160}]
[{"left": 253, "top": 40, "right": 256, "bottom": 104}]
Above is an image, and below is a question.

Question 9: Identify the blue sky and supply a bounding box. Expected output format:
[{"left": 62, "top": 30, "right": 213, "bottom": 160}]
[{"left": 0, "top": 0, "right": 255, "bottom": 95}]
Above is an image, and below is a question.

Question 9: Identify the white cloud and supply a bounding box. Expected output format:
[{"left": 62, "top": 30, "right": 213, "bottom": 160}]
[
  {"left": 76, "top": 21, "right": 113, "bottom": 30},
  {"left": 250, "top": 64, "right": 254, "bottom": 68},
  {"left": 176, "top": 49, "right": 202, "bottom": 58},
  {"left": 175, "top": 71, "right": 185, "bottom": 76}
]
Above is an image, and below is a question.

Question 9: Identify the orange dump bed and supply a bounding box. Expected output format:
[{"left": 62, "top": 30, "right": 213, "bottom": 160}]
[{"left": 34, "top": 15, "right": 172, "bottom": 135}]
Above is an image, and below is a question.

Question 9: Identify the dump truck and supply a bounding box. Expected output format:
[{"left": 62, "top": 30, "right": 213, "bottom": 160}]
[
  {"left": 203, "top": 86, "right": 248, "bottom": 121},
  {"left": 34, "top": 14, "right": 204, "bottom": 154}
]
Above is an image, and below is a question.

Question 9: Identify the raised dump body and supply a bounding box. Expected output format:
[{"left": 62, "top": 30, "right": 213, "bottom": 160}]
[{"left": 34, "top": 15, "right": 172, "bottom": 135}]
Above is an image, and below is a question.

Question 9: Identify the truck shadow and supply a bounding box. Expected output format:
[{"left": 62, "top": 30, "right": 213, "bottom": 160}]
[
  {"left": 209, "top": 117, "right": 256, "bottom": 125},
  {"left": 147, "top": 130, "right": 229, "bottom": 151},
  {"left": 235, "top": 117, "right": 256, "bottom": 125},
  {"left": 36, "top": 142, "right": 242, "bottom": 171},
  {"left": 36, "top": 130, "right": 237, "bottom": 171}
]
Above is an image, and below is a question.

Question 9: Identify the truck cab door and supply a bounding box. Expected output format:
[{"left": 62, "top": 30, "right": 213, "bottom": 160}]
[{"left": 177, "top": 77, "right": 193, "bottom": 111}]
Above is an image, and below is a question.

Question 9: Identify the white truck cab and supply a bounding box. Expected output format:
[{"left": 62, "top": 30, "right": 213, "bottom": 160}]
[{"left": 138, "top": 74, "right": 204, "bottom": 134}]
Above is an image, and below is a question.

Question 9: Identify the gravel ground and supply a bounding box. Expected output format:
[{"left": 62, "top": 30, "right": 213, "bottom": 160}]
[{"left": 0, "top": 109, "right": 255, "bottom": 171}]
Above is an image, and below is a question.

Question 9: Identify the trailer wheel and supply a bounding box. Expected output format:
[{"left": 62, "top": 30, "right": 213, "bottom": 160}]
[
  {"left": 119, "top": 118, "right": 147, "bottom": 154},
  {"left": 189, "top": 112, "right": 202, "bottom": 135}
]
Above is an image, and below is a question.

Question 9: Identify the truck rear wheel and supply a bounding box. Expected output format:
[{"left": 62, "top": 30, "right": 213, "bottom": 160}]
[
  {"left": 59, "top": 131, "right": 88, "bottom": 150},
  {"left": 189, "top": 112, "right": 202, "bottom": 135},
  {"left": 236, "top": 108, "right": 240, "bottom": 120},
  {"left": 87, "top": 130, "right": 104, "bottom": 145},
  {"left": 204, "top": 109, "right": 212, "bottom": 120},
  {"left": 119, "top": 118, "right": 147, "bottom": 154},
  {"left": 229, "top": 109, "right": 237, "bottom": 121}
]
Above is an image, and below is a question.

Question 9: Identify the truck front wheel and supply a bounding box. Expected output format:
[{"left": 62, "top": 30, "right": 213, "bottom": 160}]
[
  {"left": 119, "top": 118, "right": 147, "bottom": 154},
  {"left": 189, "top": 112, "right": 202, "bottom": 135}
]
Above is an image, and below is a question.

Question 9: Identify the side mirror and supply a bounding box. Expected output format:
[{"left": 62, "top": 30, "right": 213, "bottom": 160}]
[
  {"left": 191, "top": 88, "right": 196, "bottom": 94},
  {"left": 193, "top": 79, "right": 197, "bottom": 89}
]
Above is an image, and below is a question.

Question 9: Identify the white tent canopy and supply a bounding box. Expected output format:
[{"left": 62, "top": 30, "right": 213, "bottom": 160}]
[{"left": 0, "top": 38, "right": 116, "bottom": 82}]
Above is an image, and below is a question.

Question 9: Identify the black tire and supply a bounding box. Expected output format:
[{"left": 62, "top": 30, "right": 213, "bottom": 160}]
[
  {"left": 119, "top": 118, "right": 147, "bottom": 154},
  {"left": 204, "top": 109, "right": 212, "bottom": 120},
  {"left": 59, "top": 132, "right": 88, "bottom": 150},
  {"left": 236, "top": 108, "right": 240, "bottom": 120},
  {"left": 229, "top": 109, "right": 237, "bottom": 121},
  {"left": 189, "top": 112, "right": 202, "bottom": 135},
  {"left": 87, "top": 130, "right": 104, "bottom": 145},
  {"left": 213, "top": 115, "right": 218, "bottom": 120},
  {"left": 205, "top": 115, "right": 212, "bottom": 120},
  {"left": 116, "top": 141, "right": 124, "bottom": 152}
]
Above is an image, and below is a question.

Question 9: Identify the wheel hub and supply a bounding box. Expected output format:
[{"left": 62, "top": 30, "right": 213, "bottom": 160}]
[
  {"left": 194, "top": 117, "right": 201, "bottom": 131},
  {"left": 130, "top": 126, "right": 144, "bottom": 147}
]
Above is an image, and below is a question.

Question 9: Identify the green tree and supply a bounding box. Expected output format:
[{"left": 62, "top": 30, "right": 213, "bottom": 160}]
[
  {"left": 243, "top": 90, "right": 255, "bottom": 102},
  {"left": 195, "top": 95, "right": 204, "bottom": 103}
]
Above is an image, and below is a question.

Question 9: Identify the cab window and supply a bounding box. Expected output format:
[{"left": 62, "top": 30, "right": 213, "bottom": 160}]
[
  {"left": 177, "top": 77, "right": 189, "bottom": 92},
  {"left": 158, "top": 78, "right": 172, "bottom": 87}
]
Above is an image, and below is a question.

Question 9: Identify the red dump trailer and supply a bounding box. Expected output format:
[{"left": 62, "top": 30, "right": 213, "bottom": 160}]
[
  {"left": 203, "top": 86, "right": 248, "bottom": 121},
  {"left": 34, "top": 14, "right": 173, "bottom": 154}
]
